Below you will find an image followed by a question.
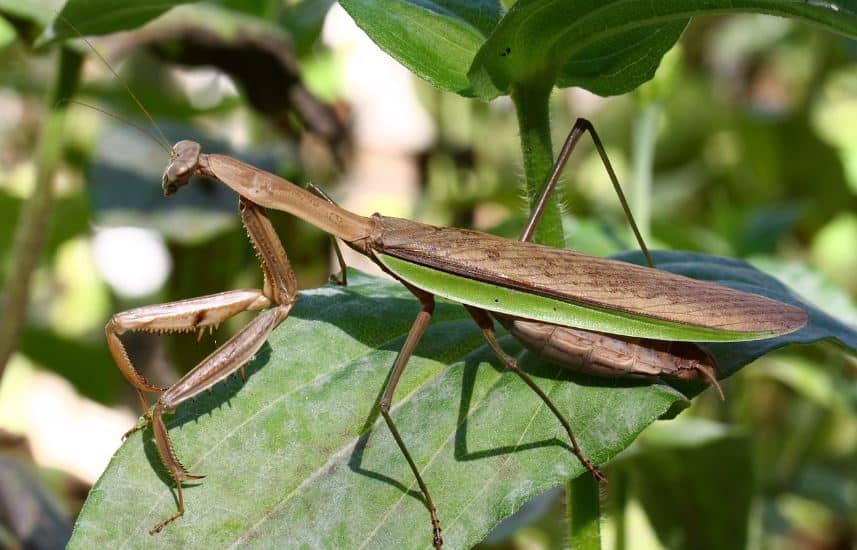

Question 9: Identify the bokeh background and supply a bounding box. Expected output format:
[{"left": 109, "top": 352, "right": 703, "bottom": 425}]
[{"left": 0, "top": 1, "right": 856, "bottom": 548}]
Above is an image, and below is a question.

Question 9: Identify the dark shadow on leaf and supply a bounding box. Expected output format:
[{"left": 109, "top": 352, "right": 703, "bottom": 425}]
[
  {"left": 454, "top": 344, "right": 575, "bottom": 461},
  {"left": 347, "top": 433, "right": 425, "bottom": 506}
]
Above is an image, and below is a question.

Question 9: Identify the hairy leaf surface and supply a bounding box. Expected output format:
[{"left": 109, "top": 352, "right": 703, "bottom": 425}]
[{"left": 70, "top": 255, "right": 856, "bottom": 548}]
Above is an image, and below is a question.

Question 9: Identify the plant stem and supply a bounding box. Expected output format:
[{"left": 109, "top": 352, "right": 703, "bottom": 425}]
[
  {"left": 567, "top": 474, "right": 602, "bottom": 550},
  {"left": 611, "top": 468, "right": 628, "bottom": 550},
  {"left": 511, "top": 80, "right": 564, "bottom": 248},
  {"left": 0, "top": 46, "right": 83, "bottom": 378},
  {"left": 514, "top": 79, "right": 601, "bottom": 547}
]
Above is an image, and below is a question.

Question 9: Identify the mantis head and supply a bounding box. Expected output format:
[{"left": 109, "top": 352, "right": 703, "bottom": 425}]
[{"left": 163, "top": 140, "right": 202, "bottom": 196}]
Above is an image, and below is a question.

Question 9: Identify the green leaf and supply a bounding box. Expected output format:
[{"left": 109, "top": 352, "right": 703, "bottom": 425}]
[
  {"left": 39, "top": 0, "right": 197, "bottom": 44},
  {"left": 280, "top": 0, "right": 336, "bottom": 54},
  {"left": 0, "top": 0, "right": 64, "bottom": 27},
  {"left": 70, "top": 270, "right": 686, "bottom": 548},
  {"left": 0, "top": 15, "right": 16, "bottom": 48},
  {"left": 339, "top": 0, "right": 503, "bottom": 95},
  {"left": 70, "top": 251, "right": 854, "bottom": 547},
  {"left": 468, "top": 0, "right": 857, "bottom": 99}
]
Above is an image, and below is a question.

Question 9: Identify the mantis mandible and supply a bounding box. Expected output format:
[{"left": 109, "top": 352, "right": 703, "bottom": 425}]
[{"left": 104, "top": 112, "right": 807, "bottom": 547}]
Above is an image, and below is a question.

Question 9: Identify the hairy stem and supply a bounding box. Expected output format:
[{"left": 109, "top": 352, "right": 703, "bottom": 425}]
[
  {"left": 511, "top": 79, "right": 564, "bottom": 248},
  {"left": 0, "top": 46, "right": 83, "bottom": 377}
]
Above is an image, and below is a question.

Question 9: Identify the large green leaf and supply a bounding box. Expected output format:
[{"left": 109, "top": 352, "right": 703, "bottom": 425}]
[
  {"left": 39, "top": 0, "right": 197, "bottom": 43},
  {"left": 339, "top": 0, "right": 503, "bottom": 95},
  {"left": 469, "top": 0, "right": 857, "bottom": 99},
  {"left": 70, "top": 252, "right": 856, "bottom": 547},
  {"left": 339, "top": 0, "right": 856, "bottom": 99},
  {"left": 69, "top": 270, "right": 684, "bottom": 548}
]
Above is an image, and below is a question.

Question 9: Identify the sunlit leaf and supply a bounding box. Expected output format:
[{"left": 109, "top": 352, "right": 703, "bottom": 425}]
[
  {"left": 339, "top": 0, "right": 503, "bottom": 95},
  {"left": 39, "top": 0, "right": 196, "bottom": 44},
  {"left": 468, "top": 0, "right": 857, "bottom": 99},
  {"left": 71, "top": 251, "right": 856, "bottom": 547}
]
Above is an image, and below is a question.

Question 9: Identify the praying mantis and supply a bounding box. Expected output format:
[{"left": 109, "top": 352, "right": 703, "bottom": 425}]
[{"left": 103, "top": 107, "right": 808, "bottom": 547}]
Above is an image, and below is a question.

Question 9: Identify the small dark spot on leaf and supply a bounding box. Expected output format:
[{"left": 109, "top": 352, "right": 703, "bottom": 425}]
[
  {"left": 494, "top": 298, "right": 500, "bottom": 303},
  {"left": 500, "top": 47, "right": 511, "bottom": 57}
]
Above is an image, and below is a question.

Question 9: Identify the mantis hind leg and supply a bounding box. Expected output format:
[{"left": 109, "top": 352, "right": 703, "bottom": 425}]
[
  {"left": 522, "top": 118, "right": 654, "bottom": 268},
  {"left": 464, "top": 306, "right": 606, "bottom": 483}
]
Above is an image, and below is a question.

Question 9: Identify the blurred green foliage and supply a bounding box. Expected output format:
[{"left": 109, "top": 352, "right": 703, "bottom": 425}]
[{"left": 0, "top": 1, "right": 855, "bottom": 548}]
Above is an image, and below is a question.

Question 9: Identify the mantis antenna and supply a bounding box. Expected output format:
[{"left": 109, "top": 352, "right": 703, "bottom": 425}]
[
  {"left": 57, "top": 98, "right": 171, "bottom": 154},
  {"left": 58, "top": 15, "right": 173, "bottom": 155}
]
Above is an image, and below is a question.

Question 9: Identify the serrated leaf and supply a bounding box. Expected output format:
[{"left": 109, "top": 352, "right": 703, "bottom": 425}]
[
  {"left": 339, "top": 0, "right": 503, "bottom": 95},
  {"left": 70, "top": 270, "right": 685, "bottom": 548},
  {"left": 71, "top": 251, "right": 855, "bottom": 547},
  {"left": 468, "top": 0, "right": 857, "bottom": 99},
  {"left": 39, "top": 0, "right": 196, "bottom": 44}
]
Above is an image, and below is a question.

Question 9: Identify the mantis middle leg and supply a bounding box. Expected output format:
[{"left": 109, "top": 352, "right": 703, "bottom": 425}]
[{"left": 106, "top": 196, "right": 298, "bottom": 534}]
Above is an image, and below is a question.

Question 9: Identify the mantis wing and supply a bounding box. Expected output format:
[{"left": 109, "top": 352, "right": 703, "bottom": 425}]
[{"left": 372, "top": 216, "right": 807, "bottom": 342}]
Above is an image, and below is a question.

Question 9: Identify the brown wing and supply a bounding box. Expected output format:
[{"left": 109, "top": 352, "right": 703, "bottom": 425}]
[{"left": 372, "top": 216, "right": 807, "bottom": 335}]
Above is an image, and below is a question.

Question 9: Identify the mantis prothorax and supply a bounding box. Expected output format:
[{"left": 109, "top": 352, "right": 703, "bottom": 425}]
[{"left": 102, "top": 116, "right": 808, "bottom": 546}]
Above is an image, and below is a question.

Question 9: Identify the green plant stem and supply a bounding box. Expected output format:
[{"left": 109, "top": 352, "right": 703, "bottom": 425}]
[
  {"left": 0, "top": 46, "right": 83, "bottom": 378},
  {"left": 611, "top": 468, "right": 628, "bottom": 550},
  {"left": 567, "top": 474, "right": 602, "bottom": 550},
  {"left": 631, "top": 102, "right": 661, "bottom": 245},
  {"left": 511, "top": 80, "right": 564, "bottom": 248},
  {"left": 514, "top": 79, "right": 600, "bottom": 548}
]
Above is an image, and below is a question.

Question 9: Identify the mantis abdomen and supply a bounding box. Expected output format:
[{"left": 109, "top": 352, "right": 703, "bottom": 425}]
[{"left": 497, "top": 316, "right": 722, "bottom": 394}]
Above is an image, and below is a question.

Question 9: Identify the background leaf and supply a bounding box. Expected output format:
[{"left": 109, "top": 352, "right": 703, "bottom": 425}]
[
  {"left": 468, "top": 0, "right": 857, "bottom": 99},
  {"left": 40, "top": 0, "right": 197, "bottom": 43},
  {"left": 339, "top": 0, "right": 503, "bottom": 95},
  {"left": 69, "top": 250, "right": 856, "bottom": 547},
  {"left": 616, "top": 419, "right": 754, "bottom": 550},
  {"left": 0, "top": 452, "right": 71, "bottom": 548}
]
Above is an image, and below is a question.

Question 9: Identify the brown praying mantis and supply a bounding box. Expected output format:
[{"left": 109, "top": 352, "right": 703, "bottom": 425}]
[{"left": 101, "top": 101, "right": 808, "bottom": 548}]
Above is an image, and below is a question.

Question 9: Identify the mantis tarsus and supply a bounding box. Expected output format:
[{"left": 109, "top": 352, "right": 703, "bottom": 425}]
[{"left": 101, "top": 110, "right": 807, "bottom": 547}]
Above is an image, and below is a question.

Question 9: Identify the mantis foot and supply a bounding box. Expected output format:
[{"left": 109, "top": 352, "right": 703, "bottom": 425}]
[
  {"left": 122, "top": 413, "right": 151, "bottom": 440},
  {"left": 431, "top": 513, "right": 443, "bottom": 549},
  {"left": 150, "top": 510, "right": 183, "bottom": 535}
]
